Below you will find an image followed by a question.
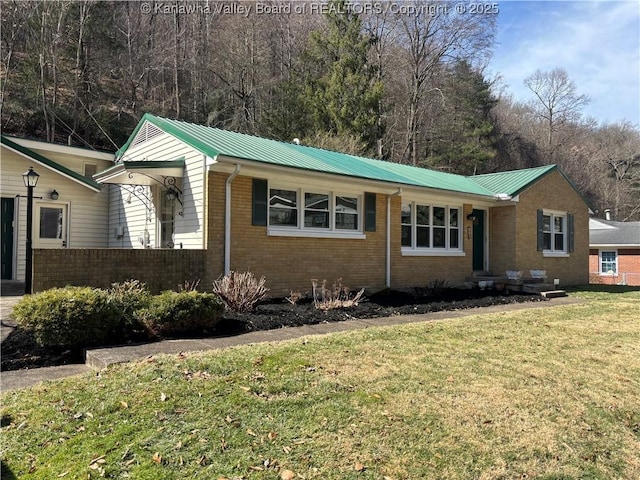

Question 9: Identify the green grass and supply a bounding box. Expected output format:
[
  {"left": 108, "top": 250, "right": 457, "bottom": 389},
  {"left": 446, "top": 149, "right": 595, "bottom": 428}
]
[{"left": 2, "top": 287, "right": 639, "bottom": 479}]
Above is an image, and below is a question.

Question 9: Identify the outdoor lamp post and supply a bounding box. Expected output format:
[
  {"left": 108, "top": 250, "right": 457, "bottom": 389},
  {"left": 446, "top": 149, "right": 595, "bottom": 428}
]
[{"left": 22, "top": 167, "right": 40, "bottom": 294}]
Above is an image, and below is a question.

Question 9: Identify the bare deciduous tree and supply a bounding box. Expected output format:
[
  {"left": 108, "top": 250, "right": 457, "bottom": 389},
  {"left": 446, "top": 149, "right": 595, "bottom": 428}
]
[{"left": 524, "top": 68, "right": 589, "bottom": 153}]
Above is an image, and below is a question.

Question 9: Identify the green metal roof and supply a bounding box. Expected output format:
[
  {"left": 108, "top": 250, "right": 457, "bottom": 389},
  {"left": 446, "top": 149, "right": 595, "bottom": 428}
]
[
  {"left": 1, "top": 135, "right": 102, "bottom": 191},
  {"left": 470, "top": 165, "right": 557, "bottom": 196},
  {"left": 117, "top": 114, "right": 575, "bottom": 199},
  {"left": 117, "top": 114, "right": 494, "bottom": 196}
]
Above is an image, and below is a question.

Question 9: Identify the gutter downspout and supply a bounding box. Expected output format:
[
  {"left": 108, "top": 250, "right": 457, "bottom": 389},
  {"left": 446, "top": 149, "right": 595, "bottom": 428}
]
[
  {"left": 386, "top": 188, "right": 403, "bottom": 288},
  {"left": 224, "top": 164, "right": 241, "bottom": 275}
]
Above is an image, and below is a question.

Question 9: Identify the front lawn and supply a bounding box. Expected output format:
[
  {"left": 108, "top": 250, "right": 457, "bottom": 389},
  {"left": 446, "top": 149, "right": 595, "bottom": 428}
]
[{"left": 2, "top": 288, "right": 639, "bottom": 479}]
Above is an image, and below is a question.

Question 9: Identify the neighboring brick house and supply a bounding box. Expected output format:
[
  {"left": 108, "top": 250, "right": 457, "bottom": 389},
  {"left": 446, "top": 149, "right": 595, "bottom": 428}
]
[
  {"left": 589, "top": 218, "right": 640, "bottom": 286},
  {"left": 77, "top": 113, "right": 588, "bottom": 295}
]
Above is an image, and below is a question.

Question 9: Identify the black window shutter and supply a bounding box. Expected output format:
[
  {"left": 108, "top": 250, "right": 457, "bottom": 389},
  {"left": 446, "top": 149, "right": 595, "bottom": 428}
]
[
  {"left": 568, "top": 213, "right": 575, "bottom": 252},
  {"left": 364, "top": 192, "right": 376, "bottom": 232},
  {"left": 252, "top": 179, "right": 268, "bottom": 226},
  {"left": 536, "top": 209, "right": 544, "bottom": 251}
]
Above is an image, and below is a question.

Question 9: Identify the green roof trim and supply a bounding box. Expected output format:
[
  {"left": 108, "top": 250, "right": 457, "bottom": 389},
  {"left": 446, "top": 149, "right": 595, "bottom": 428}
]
[
  {"left": 470, "top": 165, "right": 557, "bottom": 196},
  {"left": 1, "top": 135, "right": 102, "bottom": 191},
  {"left": 97, "top": 159, "right": 185, "bottom": 176}
]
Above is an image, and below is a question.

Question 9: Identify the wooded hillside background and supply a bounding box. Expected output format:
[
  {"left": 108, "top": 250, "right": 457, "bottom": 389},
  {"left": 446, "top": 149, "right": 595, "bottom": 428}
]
[{"left": 2, "top": 1, "right": 638, "bottom": 220}]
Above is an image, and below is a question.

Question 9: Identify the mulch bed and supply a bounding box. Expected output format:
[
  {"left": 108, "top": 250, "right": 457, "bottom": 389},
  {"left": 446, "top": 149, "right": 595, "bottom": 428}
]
[{"left": 1, "top": 288, "right": 545, "bottom": 372}]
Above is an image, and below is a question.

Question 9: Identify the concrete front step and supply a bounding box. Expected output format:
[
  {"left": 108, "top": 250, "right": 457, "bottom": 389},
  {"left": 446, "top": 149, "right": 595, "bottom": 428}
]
[
  {"left": 522, "top": 283, "right": 556, "bottom": 293},
  {"left": 540, "top": 290, "right": 568, "bottom": 298}
]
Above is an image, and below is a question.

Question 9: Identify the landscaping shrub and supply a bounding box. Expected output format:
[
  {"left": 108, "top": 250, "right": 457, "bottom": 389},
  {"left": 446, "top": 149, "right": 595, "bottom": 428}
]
[
  {"left": 311, "top": 278, "right": 365, "bottom": 311},
  {"left": 108, "top": 279, "right": 151, "bottom": 332},
  {"left": 135, "top": 290, "right": 224, "bottom": 337},
  {"left": 12, "top": 287, "right": 120, "bottom": 348},
  {"left": 212, "top": 271, "right": 269, "bottom": 312}
]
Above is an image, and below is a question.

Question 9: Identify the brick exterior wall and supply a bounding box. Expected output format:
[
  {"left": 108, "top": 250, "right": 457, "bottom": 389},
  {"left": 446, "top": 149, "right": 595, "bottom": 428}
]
[
  {"left": 510, "top": 170, "right": 589, "bottom": 286},
  {"left": 33, "top": 248, "right": 207, "bottom": 293},
  {"left": 31, "top": 169, "right": 590, "bottom": 295},
  {"left": 207, "top": 173, "right": 387, "bottom": 297},
  {"left": 206, "top": 173, "right": 478, "bottom": 296},
  {"left": 589, "top": 249, "right": 640, "bottom": 286},
  {"left": 489, "top": 205, "right": 516, "bottom": 276},
  {"left": 390, "top": 198, "right": 475, "bottom": 288}
]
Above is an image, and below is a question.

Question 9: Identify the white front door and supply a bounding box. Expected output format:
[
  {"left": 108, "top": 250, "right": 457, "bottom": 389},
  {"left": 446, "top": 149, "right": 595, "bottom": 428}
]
[{"left": 35, "top": 202, "right": 68, "bottom": 248}]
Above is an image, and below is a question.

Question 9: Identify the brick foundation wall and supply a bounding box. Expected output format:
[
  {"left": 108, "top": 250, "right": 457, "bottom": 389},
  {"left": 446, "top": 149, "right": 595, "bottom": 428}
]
[{"left": 33, "top": 248, "right": 207, "bottom": 293}]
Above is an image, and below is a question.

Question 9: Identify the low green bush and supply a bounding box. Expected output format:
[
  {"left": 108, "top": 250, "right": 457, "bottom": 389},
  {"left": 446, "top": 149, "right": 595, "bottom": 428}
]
[
  {"left": 12, "top": 287, "right": 120, "bottom": 348},
  {"left": 108, "top": 279, "right": 151, "bottom": 332},
  {"left": 135, "top": 290, "right": 224, "bottom": 337}
]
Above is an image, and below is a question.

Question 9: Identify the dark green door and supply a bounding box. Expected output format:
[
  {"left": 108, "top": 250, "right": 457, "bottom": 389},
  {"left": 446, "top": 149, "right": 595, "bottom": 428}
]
[
  {"left": 1, "top": 198, "right": 15, "bottom": 279},
  {"left": 472, "top": 209, "right": 485, "bottom": 272}
]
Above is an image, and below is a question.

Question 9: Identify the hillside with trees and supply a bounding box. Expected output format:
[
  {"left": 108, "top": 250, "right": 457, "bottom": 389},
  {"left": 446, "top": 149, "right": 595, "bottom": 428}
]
[{"left": 2, "top": 0, "right": 638, "bottom": 220}]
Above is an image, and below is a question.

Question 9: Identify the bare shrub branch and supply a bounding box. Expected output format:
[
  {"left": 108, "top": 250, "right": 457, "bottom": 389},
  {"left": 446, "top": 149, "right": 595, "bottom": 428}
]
[
  {"left": 311, "top": 278, "right": 365, "bottom": 311},
  {"left": 212, "top": 271, "right": 269, "bottom": 313}
]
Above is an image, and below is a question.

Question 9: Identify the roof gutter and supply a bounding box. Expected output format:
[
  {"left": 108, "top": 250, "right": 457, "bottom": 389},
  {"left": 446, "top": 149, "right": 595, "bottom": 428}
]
[
  {"left": 224, "top": 164, "right": 241, "bottom": 275},
  {"left": 386, "top": 188, "right": 403, "bottom": 287}
]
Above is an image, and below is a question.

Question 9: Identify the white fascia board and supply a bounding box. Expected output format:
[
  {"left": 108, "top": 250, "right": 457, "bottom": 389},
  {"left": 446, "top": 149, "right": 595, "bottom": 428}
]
[
  {"left": 590, "top": 244, "right": 640, "bottom": 248},
  {"left": 10, "top": 137, "right": 114, "bottom": 161},
  {"left": 210, "top": 155, "right": 496, "bottom": 203}
]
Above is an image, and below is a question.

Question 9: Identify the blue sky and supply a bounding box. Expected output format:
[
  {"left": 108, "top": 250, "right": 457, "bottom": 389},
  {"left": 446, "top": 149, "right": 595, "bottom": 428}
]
[{"left": 489, "top": 0, "right": 640, "bottom": 125}]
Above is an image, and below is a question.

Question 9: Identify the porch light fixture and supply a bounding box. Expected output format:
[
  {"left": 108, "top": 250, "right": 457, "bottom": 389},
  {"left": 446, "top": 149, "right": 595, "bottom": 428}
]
[
  {"left": 21, "top": 167, "right": 40, "bottom": 294},
  {"left": 466, "top": 213, "right": 477, "bottom": 222},
  {"left": 165, "top": 187, "right": 184, "bottom": 216},
  {"left": 22, "top": 166, "right": 40, "bottom": 188},
  {"left": 166, "top": 188, "right": 177, "bottom": 201},
  {"left": 50, "top": 189, "right": 59, "bottom": 200}
]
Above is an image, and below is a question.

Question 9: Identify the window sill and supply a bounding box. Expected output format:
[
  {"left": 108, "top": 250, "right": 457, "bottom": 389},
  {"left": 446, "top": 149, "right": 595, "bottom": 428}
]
[
  {"left": 401, "top": 248, "right": 466, "bottom": 257},
  {"left": 267, "top": 228, "right": 366, "bottom": 240},
  {"left": 543, "top": 251, "right": 570, "bottom": 258}
]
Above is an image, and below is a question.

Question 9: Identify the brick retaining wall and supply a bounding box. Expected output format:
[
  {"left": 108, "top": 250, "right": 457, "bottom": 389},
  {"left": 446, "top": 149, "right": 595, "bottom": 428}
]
[{"left": 33, "top": 248, "right": 208, "bottom": 293}]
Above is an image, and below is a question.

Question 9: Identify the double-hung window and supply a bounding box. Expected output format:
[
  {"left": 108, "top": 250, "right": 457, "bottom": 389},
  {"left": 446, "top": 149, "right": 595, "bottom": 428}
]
[
  {"left": 599, "top": 250, "right": 617, "bottom": 275},
  {"left": 401, "top": 201, "right": 463, "bottom": 255},
  {"left": 267, "top": 186, "right": 363, "bottom": 238},
  {"left": 539, "top": 210, "right": 572, "bottom": 255}
]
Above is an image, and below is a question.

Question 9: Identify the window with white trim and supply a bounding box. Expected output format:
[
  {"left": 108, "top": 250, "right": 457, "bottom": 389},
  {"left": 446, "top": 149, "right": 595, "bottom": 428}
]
[
  {"left": 542, "top": 212, "right": 566, "bottom": 252},
  {"left": 401, "top": 201, "right": 462, "bottom": 253},
  {"left": 269, "top": 189, "right": 298, "bottom": 226},
  {"left": 599, "top": 250, "right": 617, "bottom": 275},
  {"left": 268, "top": 187, "right": 361, "bottom": 234}
]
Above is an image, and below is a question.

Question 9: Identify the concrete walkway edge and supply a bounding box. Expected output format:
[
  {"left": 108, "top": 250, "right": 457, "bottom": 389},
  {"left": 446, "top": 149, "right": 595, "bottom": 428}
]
[{"left": 1, "top": 296, "right": 586, "bottom": 392}]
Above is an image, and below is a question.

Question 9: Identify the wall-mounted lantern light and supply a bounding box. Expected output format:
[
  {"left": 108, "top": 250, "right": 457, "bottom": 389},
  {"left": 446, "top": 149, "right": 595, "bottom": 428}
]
[{"left": 50, "top": 189, "right": 59, "bottom": 200}]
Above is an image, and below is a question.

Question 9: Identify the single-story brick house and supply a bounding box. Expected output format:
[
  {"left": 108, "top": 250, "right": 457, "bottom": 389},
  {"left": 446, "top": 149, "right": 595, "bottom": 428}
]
[
  {"left": 86, "top": 113, "right": 589, "bottom": 295},
  {"left": 589, "top": 217, "right": 640, "bottom": 286},
  {"left": 1, "top": 135, "right": 113, "bottom": 282}
]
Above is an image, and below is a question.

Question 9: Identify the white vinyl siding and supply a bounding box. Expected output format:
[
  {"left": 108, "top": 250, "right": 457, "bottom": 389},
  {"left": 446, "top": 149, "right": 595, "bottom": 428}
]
[
  {"left": 1, "top": 147, "right": 110, "bottom": 281},
  {"left": 108, "top": 129, "right": 206, "bottom": 249}
]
